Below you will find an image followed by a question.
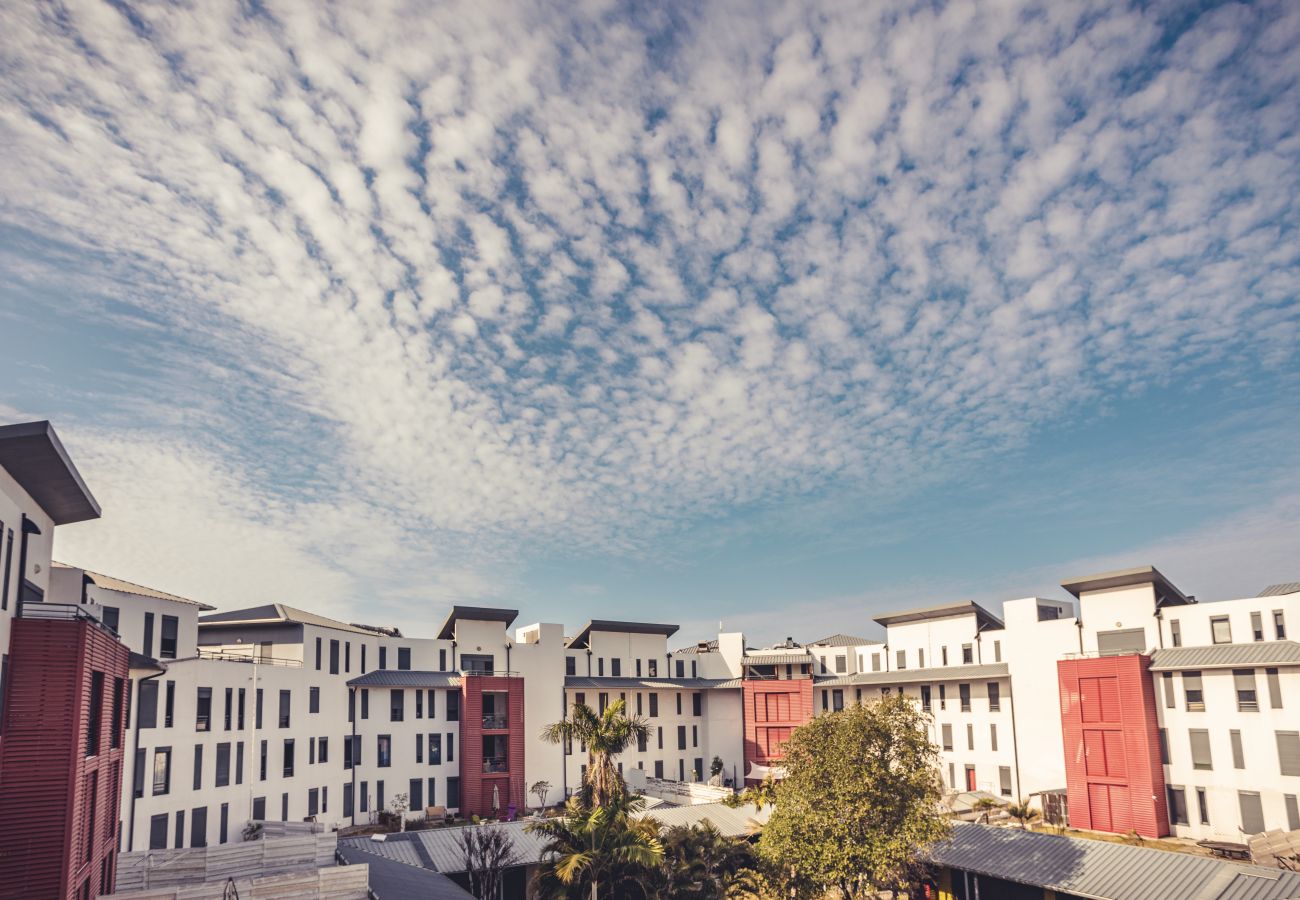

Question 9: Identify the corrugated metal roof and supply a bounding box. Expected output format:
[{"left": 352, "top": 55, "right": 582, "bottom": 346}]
[
  {"left": 673, "top": 639, "right": 719, "bottom": 656},
  {"left": 1150, "top": 642, "right": 1300, "bottom": 671},
  {"left": 647, "top": 802, "right": 772, "bottom": 836},
  {"left": 816, "top": 662, "right": 1009, "bottom": 687},
  {"left": 348, "top": 670, "right": 462, "bottom": 688},
  {"left": 873, "top": 600, "right": 1004, "bottom": 630},
  {"left": 1259, "top": 583, "right": 1300, "bottom": 597},
  {"left": 200, "top": 603, "right": 384, "bottom": 636},
  {"left": 407, "top": 821, "right": 552, "bottom": 874},
  {"left": 563, "top": 676, "right": 740, "bottom": 690},
  {"left": 54, "top": 561, "right": 217, "bottom": 610},
  {"left": 337, "top": 842, "right": 476, "bottom": 898},
  {"left": 743, "top": 652, "right": 812, "bottom": 666},
  {"left": 930, "top": 823, "right": 1300, "bottom": 900},
  {"left": 808, "top": 633, "right": 880, "bottom": 647}
]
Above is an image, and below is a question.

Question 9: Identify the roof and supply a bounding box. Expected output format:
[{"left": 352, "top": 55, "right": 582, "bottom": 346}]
[
  {"left": 564, "top": 676, "right": 742, "bottom": 691},
  {"left": 1060, "top": 565, "right": 1192, "bottom": 606},
  {"left": 816, "top": 662, "right": 1009, "bottom": 687},
  {"left": 929, "top": 822, "right": 1300, "bottom": 900},
  {"left": 673, "top": 639, "right": 719, "bottom": 656},
  {"left": 567, "top": 620, "right": 680, "bottom": 649},
  {"left": 199, "top": 603, "right": 383, "bottom": 636},
  {"left": 1150, "top": 641, "right": 1300, "bottom": 671},
  {"left": 1259, "top": 582, "right": 1300, "bottom": 597},
  {"left": 647, "top": 802, "right": 772, "bottom": 836},
  {"left": 743, "top": 651, "right": 813, "bottom": 667},
  {"left": 0, "top": 421, "right": 101, "bottom": 525},
  {"left": 128, "top": 652, "right": 164, "bottom": 672},
  {"left": 53, "top": 561, "right": 216, "bottom": 610},
  {"left": 336, "top": 842, "right": 475, "bottom": 899},
  {"left": 872, "top": 600, "right": 1004, "bottom": 630},
  {"left": 390, "top": 821, "right": 551, "bottom": 874},
  {"left": 435, "top": 606, "right": 518, "bottom": 640},
  {"left": 808, "top": 633, "right": 880, "bottom": 647},
  {"left": 348, "top": 671, "right": 462, "bottom": 688}
]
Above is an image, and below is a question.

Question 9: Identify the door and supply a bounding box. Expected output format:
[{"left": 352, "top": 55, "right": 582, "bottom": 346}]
[{"left": 965, "top": 765, "right": 976, "bottom": 791}]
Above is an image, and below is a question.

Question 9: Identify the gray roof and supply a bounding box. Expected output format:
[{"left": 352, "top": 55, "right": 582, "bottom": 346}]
[
  {"left": 566, "top": 619, "right": 680, "bottom": 649},
  {"left": 436, "top": 606, "right": 518, "bottom": 640},
  {"left": 817, "top": 662, "right": 1008, "bottom": 687},
  {"left": 54, "top": 561, "right": 216, "bottom": 610},
  {"left": 930, "top": 822, "right": 1300, "bottom": 900},
  {"left": 743, "top": 652, "right": 813, "bottom": 666},
  {"left": 1149, "top": 641, "right": 1300, "bottom": 671},
  {"left": 200, "top": 603, "right": 389, "bottom": 636},
  {"left": 337, "top": 841, "right": 475, "bottom": 899},
  {"left": 404, "top": 821, "right": 551, "bottom": 874},
  {"left": 1060, "top": 565, "right": 1192, "bottom": 606},
  {"left": 564, "top": 676, "right": 741, "bottom": 691},
  {"left": 808, "top": 633, "right": 880, "bottom": 647},
  {"left": 349, "top": 670, "right": 462, "bottom": 688},
  {"left": 673, "top": 639, "right": 719, "bottom": 656},
  {"left": 1259, "top": 582, "right": 1300, "bottom": 597},
  {"left": 0, "top": 420, "right": 101, "bottom": 525},
  {"left": 648, "top": 802, "right": 772, "bottom": 836},
  {"left": 873, "top": 600, "right": 1004, "bottom": 630}
]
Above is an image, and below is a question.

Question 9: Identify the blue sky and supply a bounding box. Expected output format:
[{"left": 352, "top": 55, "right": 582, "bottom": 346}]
[{"left": 2, "top": 0, "right": 1298, "bottom": 643}]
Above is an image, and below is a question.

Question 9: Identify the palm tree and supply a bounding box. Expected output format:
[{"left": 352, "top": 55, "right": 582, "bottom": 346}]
[
  {"left": 541, "top": 699, "right": 650, "bottom": 808},
  {"left": 1006, "top": 799, "right": 1041, "bottom": 830},
  {"left": 656, "top": 821, "right": 764, "bottom": 899},
  {"left": 971, "top": 796, "right": 1001, "bottom": 824},
  {"left": 528, "top": 794, "right": 663, "bottom": 900}
]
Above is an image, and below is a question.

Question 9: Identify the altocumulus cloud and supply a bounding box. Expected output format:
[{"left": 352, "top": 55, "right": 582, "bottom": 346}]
[{"left": 1, "top": 0, "right": 1298, "bottom": 616}]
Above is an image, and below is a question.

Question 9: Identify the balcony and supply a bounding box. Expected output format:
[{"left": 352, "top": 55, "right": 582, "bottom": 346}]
[
  {"left": 482, "top": 756, "right": 509, "bottom": 774},
  {"left": 482, "top": 714, "right": 509, "bottom": 730}
]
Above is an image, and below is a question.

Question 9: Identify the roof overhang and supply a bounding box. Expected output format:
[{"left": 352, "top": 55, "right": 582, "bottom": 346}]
[
  {"left": 873, "top": 601, "right": 1004, "bottom": 631},
  {"left": 0, "top": 421, "right": 101, "bottom": 525},
  {"left": 566, "top": 619, "right": 680, "bottom": 649},
  {"left": 1060, "top": 565, "right": 1192, "bottom": 606},
  {"left": 436, "top": 605, "right": 519, "bottom": 640}
]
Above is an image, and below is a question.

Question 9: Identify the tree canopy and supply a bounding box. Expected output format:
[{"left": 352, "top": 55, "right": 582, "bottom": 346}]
[
  {"left": 758, "top": 694, "right": 949, "bottom": 897},
  {"left": 541, "top": 699, "right": 650, "bottom": 808}
]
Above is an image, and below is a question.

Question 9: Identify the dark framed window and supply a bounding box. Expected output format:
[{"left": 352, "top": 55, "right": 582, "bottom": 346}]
[
  {"left": 378, "top": 735, "right": 392, "bottom": 768},
  {"left": 398, "top": 647, "right": 411, "bottom": 670},
  {"left": 279, "top": 690, "right": 291, "bottom": 727},
  {"left": 987, "top": 682, "right": 1000, "bottom": 712},
  {"left": 391, "top": 690, "right": 405, "bottom": 722},
  {"left": 153, "top": 747, "right": 172, "bottom": 795},
  {"left": 283, "top": 739, "right": 295, "bottom": 777},
  {"left": 309, "top": 687, "right": 320, "bottom": 713},
  {"left": 329, "top": 640, "right": 340, "bottom": 675},
  {"left": 1211, "top": 617, "right": 1232, "bottom": 644},
  {"left": 160, "top": 615, "right": 178, "bottom": 659},
  {"left": 196, "top": 688, "right": 212, "bottom": 732}
]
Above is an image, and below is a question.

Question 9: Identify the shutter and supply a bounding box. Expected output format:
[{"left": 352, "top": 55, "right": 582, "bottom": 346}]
[
  {"left": 1267, "top": 668, "right": 1282, "bottom": 709},
  {"left": 1189, "top": 730, "right": 1212, "bottom": 770},
  {"left": 1230, "top": 731, "right": 1245, "bottom": 769},
  {"left": 941, "top": 724, "right": 953, "bottom": 751},
  {"left": 1276, "top": 732, "right": 1300, "bottom": 777},
  {"left": 1286, "top": 795, "right": 1300, "bottom": 832},
  {"left": 1162, "top": 673, "right": 1174, "bottom": 708},
  {"left": 1097, "top": 628, "right": 1146, "bottom": 656},
  {"left": 999, "top": 766, "right": 1012, "bottom": 796},
  {"left": 1238, "top": 791, "right": 1265, "bottom": 835}
]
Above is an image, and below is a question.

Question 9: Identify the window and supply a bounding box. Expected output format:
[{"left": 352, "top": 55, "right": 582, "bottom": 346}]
[
  {"left": 143, "top": 612, "right": 155, "bottom": 657},
  {"left": 111, "top": 678, "right": 124, "bottom": 749},
  {"left": 252, "top": 796, "right": 266, "bottom": 820},
  {"left": 872, "top": 653, "right": 881, "bottom": 672},
  {"left": 1251, "top": 611, "right": 1264, "bottom": 642},
  {"left": 677, "top": 725, "right": 687, "bottom": 750},
  {"left": 315, "top": 637, "right": 322, "bottom": 670},
  {"left": 941, "top": 647, "right": 948, "bottom": 666},
  {"left": 966, "top": 724, "right": 974, "bottom": 750},
  {"left": 378, "top": 735, "right": 392, "bottom": 767},
  {"left": 153, "top": 747, "right": 172, "bottom": 795},
  {"left": 409, "top": 778, "right": 423, "bottom": 812},
  {"left": 835, "top": 655, "right": 846, "bottom": 673},
  {"left": 196, "top": 687, "right": 212, "bottom": 732},
  {"left": 1275, "top": 610, "right": 1287, "bottom": 640},
  {"left": 236, "top": 741, "right": 244, "bottom": 784},
  {"left": 256, "top": 689, "right": 263, "bottom": 728},
  {"left": 993, "top": 640, "right": 1001, "bottom": 663},
  {"left": 344, "top": 784, "right": 354, "bottom": 819},
  {"left": 692, "top": 692, "right": 702, "bottom": 716},
  {"left": 1239, "top": 791, "right": 1265, "bottom": 835},
  {"left": 1167, "top": 786, "right": 1188, "bottom": 826},
  {"left": 138, "top": 680, "right": 159, "bottom": 729},
  {"left": 1158, "top": 728, "right": 1169, "bottom": 764},
  {"left": 649, "top": 694, "right": 659, "bottom": 717},
  {"left": 961, "top": 644, "right": 973, "bottom": 664},
  {"left": 149, "top": 814, "right": 168, "bottom": 850},
  {"left": 429, "top": 733, "right": 441, "bottom": 765},
  {"left": 1285, "top": 795, "right": 1300, "bottom": 832},
  {"left": 85, "top": 671, "right": 103, "bottom": 756},
  {"left": 1189, "top": 729, "right": 1212, "bottom": 771},
  {"left": 259, "top": 740, "right": 267, "bottom": 780},
  {"left": 675, "top": 693, "right": 682, "bottom": 716},
  {"left": 1211, "top": 616, "right": 1232, "bottom": 644},
  {"left": 1183, "top": 672, "right": 1204, "bottom": 711},
  {"left": 1230, "top": 730, "right": 1245, "bottom": 769},
  {"left": 998, "top": 766, "right": 1012, "bottom": 797},
  {"left": 1170, "top": 619, "right": 1181, "bottom": 647},
  {"left": 612, "top": 658, "right": 621, "bottom": 677},
  {"left": 309, "top": 737, "right": 316, "bottom": 765},
  {"left": 447, "top": 733, "right": 454, "bottom": 762},
  {"left": 959, "top": 683, "right": 971, "bottom": 712},
  {"left": 832, "top": 689, "right": 843, "bottom": 712},
  {"left": 345, "top": 642, "right": 351, "bottom": 672},
  {"left": 398, "top": 647, "right": 411, "bottom": 670},
  {"left": 309, "top": 687, "right": 320, "bottom": 714},
  {"left": 939, "top": 684, "right": 946, "bottom": 710},
  {"left": 165, "top": 680, "right": 175, "bottom": 727},
  {"left": 1277, "top": 731, "right": 1300, "bottom": 777},
  {"left": 391, "top": 690, "right": 405, "bottom": 722},
  {"left": 447, "top": 776, "right": 461, "bottom": 810},
  {"left": 1266, "top": 668, "right": 1283, "bottom": 709},
  {"left": 224, "top": 687, "right": 233, "bottom": 729},
  {"left": 160, "top": 615, "right": 178, "bottom": 659},
  {"left": 916, "top": 685, "right": 930, "bottom": 712},
  {"left": 446, "top": 691, "right": 459, "bottom": 722},
  {"left": 990, "top": 724, "right": 998, "bottom": 752},
  {"left": 330, "top": 639, "right": 340, "bottom": 674},
  {"left": 941, "top": 724, "right": 953, "bottom": 752},
  {"left": 379, "top": 647, "right": 387, "bottom": 669},
  {"left": 282, "top": 739, "right": 294, "bottom": 777},
  {"left": 308, "top": 788, "right": 319, "bottom": 817},
  {"left": 1234, "top": 669, "right": 1258, "bottom": 712},
  {"left": 1197, "top": 788, "right": 1209, "bottom": 825},
  {"left": 279, "top": 690, "right": 291, "bottom": 727},
  {"left": 361, "top": 689, "right": 370, "bottom": 719},
  {"left": 416, "top": 690, "right": 423, "bottom": 719},
  {"left": 193, "top": 744, "right": 203, "bottom": 789},
  {"left": 896, "top": 650, "right": 906, "bottom": 670},
  {"left": 565, "top": 656, "right": 576, "bottom": 676},
  {"left": 987, "top": 682, "right": 1000, "bottom": 712},
  {"left": 1162, "top": 672, "right": 1175, "bottom": 708},
  {"left": 238, "top": 688, "right": 246, "bottom": 730}
]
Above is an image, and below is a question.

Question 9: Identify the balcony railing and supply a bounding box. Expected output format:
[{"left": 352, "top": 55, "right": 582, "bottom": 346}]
[
  {"left": 482, "top": 714, "right": 509, "bottom": 729},
  {"left": 482, "top": 756, "right": 509, "bottom": 774},
  {"left": 197, "top": 648, "right": 303, "bottom": 667},
  {"left": 19, "top": 600, "right": 119, "bottom": 638},
  {"left": 459, "top": 670, "right": 521, "bottom": 678}
]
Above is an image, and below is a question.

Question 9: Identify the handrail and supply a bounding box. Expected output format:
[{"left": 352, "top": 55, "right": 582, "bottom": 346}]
[
  {"left": 197, "top": 649, "right": 303, "bottom": 667},
  {"left": 19, "top": 600, "right": 120, "bottom": 638}
]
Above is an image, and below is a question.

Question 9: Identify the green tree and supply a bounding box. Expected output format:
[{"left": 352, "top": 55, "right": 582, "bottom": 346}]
[
  {"left": 653, "top": 821, "right": 764, "bottom": 899},
  {"left": 759, "top": 694, "right": 949, "bottom": 898},
  {"left": 528, "top": 794, "right": 663, "bottom": 900},
  {"left": 972, "top": 796, "right": 1001, "bottom": 824},
  {"left": 1007, "top": 799, "right": 1041, "bottom": 830},
  {"left": 541, "top": 699, "right": 650, "bottom": 808},
  {"left": 723, "top": 772, "right": 779, "bottom": 811}
]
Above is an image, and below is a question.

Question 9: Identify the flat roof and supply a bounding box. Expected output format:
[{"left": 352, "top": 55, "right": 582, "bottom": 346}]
[
  {"left": 873, "top": 600, "right": 1004, "bottom": 631},
  {"left": 435, "top": 605, "right": 519, "bottom": 640},
  {"left": 566, "top": 619, "right": 680, "bottom": 649},
  {"left": 1060, "top": 565, "right": 1192, "bottom": 605},
  {"left": 0, "top": 421, "right": 101, "bottom": 525}
]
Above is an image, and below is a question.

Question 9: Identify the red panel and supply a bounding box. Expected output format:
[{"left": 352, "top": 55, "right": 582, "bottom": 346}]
[
  {"left": 1058, "top": 654, "right": 1168, "bottom": 838},
  {"left": 0, "top": 617, "right": 129, "bottom": 899},
  {"left": 458, "top": 676, "right": 525, "bottom": 818},
  {"left": 741, "top": 679, "right": 812, "bottom": 783}
]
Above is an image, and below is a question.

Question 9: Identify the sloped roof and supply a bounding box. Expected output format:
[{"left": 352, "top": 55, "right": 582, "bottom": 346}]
[
  {"left": 1149, "top": 641, "right": 1300, "bottom": 671},
  {"left": 348, "top": 671, "right": 462, "bottom": 688},
  {"left": 54, "top": 561, "right": 216, "bottom": 610},
  {"left": 1259, "top": 582, "right": 1300, "bottom": 597},
  {"left": 929, "top": 822, "right": 1300, "bottom": 900},
  {"left": 435, "top": 606, "right": 518, "bottom": 640},
  {"left": 563, "top": 676, "right": 741, "bottom": 691},
  {"left": 647, "top": 802, "right": 772, "bottom": 836},
  {"left": 1060, "top": 565, "right": 1192, "bottom": 606},
  {"left": 0, "top": 421, "right": 100, "bottom": 525},
  {"left": 673, "top": 639, "right": 719, "bottom": 656},
  {"left": 403, "top": 822, "right": 552, "bottom": 874},
  {"left": 743, "top": 651, "right": 812, "bottom": 666},
  {"left": 566, "top": 620, "right": 680, "bottom": 649},
  {"left": 816, "top": 662, "right": 1009, "bottom": 687},
  {"left": 336, "top": 841, "right": 475, "bottom": 899},
  {"left": 873, "top": 600, "right": 1004, "bottom": 630},
  {"left": 200, "top": 603, "right": 391, "bottom": 636},
  {"left": 808, "top": 633, "right": 880, "bottom": 647}
]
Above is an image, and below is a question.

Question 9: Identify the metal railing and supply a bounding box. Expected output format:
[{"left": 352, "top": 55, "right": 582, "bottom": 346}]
[
  {"left": 459, "top": 669, "right": 521, "bottom": 678},
  {"left": 19, "top": 600, "right": 120, "bottom": 638},
  {"left": 481, "top": 714, "right": 509, "bottom": 729},
  {"left": 482, "top": 757, "right": 509, "bottom": 774},
  {"left": 197, "top": 649, "right": 303, "bottom": 667}
]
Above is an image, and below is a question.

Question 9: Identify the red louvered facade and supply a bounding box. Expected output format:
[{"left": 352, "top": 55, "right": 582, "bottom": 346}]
[
  {"left": 0, "top": 614, "right": 130, "bottom": 899},
  {"left": 1058, "top": 653, "right": 1169, "bottom": 838},
  {"left": 458, "top": 675, "right": 525, "bottom": 818},
  {"left": 741, "top": 677, "right": 813, "bottom": 783}
]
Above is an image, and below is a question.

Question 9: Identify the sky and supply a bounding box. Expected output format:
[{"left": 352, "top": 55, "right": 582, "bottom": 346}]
[{"left": 2, "top": 0, "right": 1298, "bottom": 645}]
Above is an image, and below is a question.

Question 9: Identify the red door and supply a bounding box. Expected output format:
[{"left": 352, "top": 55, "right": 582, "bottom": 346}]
[{"left": 966, "top": 767, "right": 977, "bottom": 791}]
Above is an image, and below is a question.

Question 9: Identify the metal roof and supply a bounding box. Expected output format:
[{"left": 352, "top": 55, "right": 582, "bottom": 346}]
[
  {"left": 1060, "top": 565, "right": 1192, "bottom": 606},
  {"left": 566, "top": 619, "right": 680, "bottom": 649},
  {"left": 0, "top": 421, "right": 101, "bottom": 525},
  {"left": 673, "top": 639, "right": 719, "bottom": 656},
  {"left": 54, "top": 561, "right": 216, "bottom": 610},
  {"left": 348, "top": 670, "right": 462, "bottom": 688},
  {"left": 816, "top": 662, "right": 1009, "bottom": 687},
  {"left": 435, "top": 606, "right": 519, "bottom": 640},
  {"left": 743, "top": 651, "right": 812, "bottom": 666},
  {"left": 872, "top": 600, "right": 1004, "bottom": 630},
  {"left": 405, "top": 821, "right": 552, "bottom": 874},
  {"left": 563, "top": 676, "right": 741, "bottom": 691},
  {"left": 199, "top": 603, "right": 392, "bottom": 636},
  {"left": 808, "top": 633, "right": 880, "bottom": 647},
  {"left": 337, "top": 842, "right": 475, "bottom": 899},
  {"left": 647, "top": 802, "right": 772, "bottom": 836},
  {"left": 1259, "top": 582, "right": 1300, "bottom": 597},
  {"left": 1150, "top": 641, "right": 1300, "bottom": 671},
  {"left": 930, "top": 822, "right": 1300, "bottom": 900}
]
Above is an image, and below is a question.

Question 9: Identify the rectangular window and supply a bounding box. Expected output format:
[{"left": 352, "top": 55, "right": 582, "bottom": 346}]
[
  {"left": 959, "top": 683, "right": 971, "bottom": 712},
  {"left": 191, "top": 806, "right": 207, "bottom": 848},
  {"left": 941, "top": 724, "right": 953, "bottom": 752},
  {"left": 872, "top": 653, "right": 881, "bottom": 672},
  {"left": 193, "top": 686, "right": 211, "bottom": 732},
  {"left": 1158, "top": 728, "right": 1169, "bottom": 764},
  {"left": 379, "top": 646, "right": 387, "bottom": 669},
  {"left": 1234, "top": 669, "right": 1258, "bottom": 712},
  {"left": 446, "top": 691, "right": 459, "bottom": 722},
  {"left": 344, "top": 784, "right": 355, "bottom": 819},
  {"left": 309, "top": 686, "right": 320, "bottom": 714},
  {"left": 398, "top": 647, "right": 411, "bottom": 670},
  {"left": 447, "top": 733, "right": 454, "bottom": 762},
  {"left": 361, "top": 689, "right": 370, "bottom": 719},
  {"left": 649, "top": 694, "right": 659, "bottom": 717},
  {"left": 391, "top": 690, "right": 405, "bottom": 721},
  {"left": 160, "top": 615, "right": 178, "bottom": 659},
  {"left": 223, "top": 687, "right": 233, "bottom": 730},
  {"left": 920, "top": 685, "right": 932, "bottom": 712},
  {"left": 378, "top": 735, "right": 391, "bottom": 767},
  {"left": 832, "top": 689, "right": 843, "bottom": 712},
  {"left": 611, "top": 658, "right": 621, "bottom": 677},
  {"left": 193, "top": 744, "right": 203, "bottom": 789},
  {"left": 252, "top": 797, "right": 265, "bottom": 820},
  {"left": 692, "top": 692, "right": 702, "bottom": 716},
  {"left": 330, "top": 639, "right": 340, "bottom": 674},
  {"left": 1197, "top": 788, "right": 1209, "bottom": 825},
  {"left": 967, "top": 723, "right": 974, "bottom": 751},
  {"left": 990, "top": 724, "right": 998, "bottom": 752},
  {"left": 1189, "top": 729, "right": 1212, "bottom": 771},
  {"left": 998, "top": 766, "right": 1012, "bottom": 797},
  {"left": 259, "top": 740, "right": 267, "bottom": 780},
  {"left": 281, "top": 794, "right": 288, "bottom": 821},
  {"left": 1230, "top": 730, "right": 1245, "bottom": 769},
  {"left": 282, "top": 739, "right": 294, "bottom": 777},
  {"left": 238, "top": 688, "right": 245, "bottom": 730},
  {"left": 987, "top": 682, "right": 1000, "bottom": 712},
  {"left": 1170, "top": 619, "right": 1181, "bottom": 647},
  {"left": 236, "top": 741, "right": 244, "bottom": 784},
  {"left": 256, "top": 689, "right": 263, "bottom": 729},
  {"left": 1251, "top": 611, "right": 1264, "bottom": 642},
  {"left": 315, "top": 637, "right": 322, "bottom": 670},
  {"left": 101, "top": 605, "right": 119, "bottom": 632},
  {"left": 143, "top": 612, "right": 155, "bottom": 657},
  {"left": 1211, "top": 616, "right": 1232, "bottom": 644},
  {"left": 345, "top": 641, "right": 351, "bottom": 672},
  {"left": 416, "top": 690, "right": 424, "bottom": 719},
  {"left": 409, "top": 778, "right": 423, "bottom": 812},
  {"left": 565, "top": 657, "right": 576, "bottom": 676},
  {"left": 962, "top": 644, "right": 973, "bottom": 664},
  {"left": 835, "top": 655, "right": 847, "bottom": 673},
  {"left": 1167, "top": 786, "right": 1188, "bottom": 826},
  {"left": 279, "top": 690, "right": 291, "bottom": 727},
  {"left": 1162, "top": 672, "right": 1175, "bottom": 708},
  {"left": 1239, "top": 791, "right": 1265, "bottom": 835},
  {"left": 939, "top": 684, "right": 946, "bottom": 710},
  {"left": 85, "top": 670, "right": 103, "bottom": 756},
  {"left": 1275, "top": 610, "right": 1287, "bottom": 640},
  {"left": 309, "top": 737, "right": 316, "bottom": 765},
  {"left": 941, "top": 647, "right": 948, "bottom": 667},
  {"left": 896, "top": 649, "right": 906, "bottom": 670},
  {"left": 1277, "top": 731, "right": 1300, "bottom": 777},
  {"left": 429, "top": 733, "right": 441, "bottom": 765},
  {"left": 677, "top": 725, "right": 687, "bottom": 750},
  {"left": 1286, "top": 795, "right": 1300, "bottom": 832},
  {"left": 220, "top": 803, "right": 229, "bottom": 844},
  {"left": 447, "top": 776, "right": 460, "bottom": 810},
  {"left": 111, "top": 678, "right": 124, "bottom": 749},
  {"left": 1266, "top": 668, "right": 1283, "bottom": 709},
  {"left": 993, "top": 640, "right": 1002, "bottom": 663},
  {"left": 308, "top": 788, "right": 319, "bottom": 817},
  {"left": 149, "top": 814, "right": 168, "bottom": 850},
  {"left": 648, "top": 659, "right": 658, "bottom": 677},
  {"left": 1182, "top": 672, "right": 1204, "bottom": 711},
  {"left": 153, "top": 747, "right": 172, "bottom": 795}
]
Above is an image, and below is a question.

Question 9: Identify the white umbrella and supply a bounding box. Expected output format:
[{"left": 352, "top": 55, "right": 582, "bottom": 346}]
[{"left": 492, "top": 784, "right": 501, "bottom": 815}]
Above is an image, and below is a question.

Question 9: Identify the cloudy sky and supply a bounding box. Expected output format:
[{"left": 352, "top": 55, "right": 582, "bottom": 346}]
[{"left": 2, "top": 0, "right": 1298, "bottom": 643}]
